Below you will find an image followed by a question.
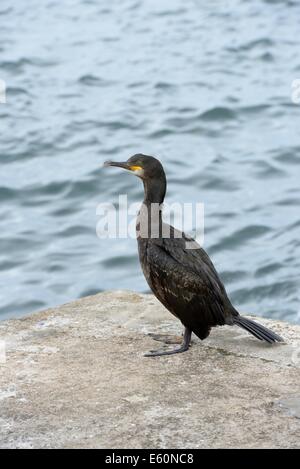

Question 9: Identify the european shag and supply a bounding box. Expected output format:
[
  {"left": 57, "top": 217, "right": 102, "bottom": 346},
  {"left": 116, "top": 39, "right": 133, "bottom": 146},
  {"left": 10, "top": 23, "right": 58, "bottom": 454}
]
[{"left": 104, "top": 154, "right": 283, "bottom": 356}]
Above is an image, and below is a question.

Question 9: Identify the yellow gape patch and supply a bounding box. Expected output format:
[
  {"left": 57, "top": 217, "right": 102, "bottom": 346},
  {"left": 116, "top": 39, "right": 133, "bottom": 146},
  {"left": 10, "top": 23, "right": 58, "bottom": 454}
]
[{"left": 130, "top": 165, "right": 143, "bottom": 171}]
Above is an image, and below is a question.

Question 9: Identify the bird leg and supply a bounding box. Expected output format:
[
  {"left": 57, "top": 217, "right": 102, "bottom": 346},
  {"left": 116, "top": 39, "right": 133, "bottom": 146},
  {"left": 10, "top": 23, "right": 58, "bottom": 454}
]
[{"left": 144, "top": 327, "right": 192, "bottom": 357}]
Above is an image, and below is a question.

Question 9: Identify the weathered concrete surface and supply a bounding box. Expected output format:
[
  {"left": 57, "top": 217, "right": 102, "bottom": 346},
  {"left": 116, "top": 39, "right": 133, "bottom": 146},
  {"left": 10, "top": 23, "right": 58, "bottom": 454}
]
[{"left": 0, "top": 290, "right": 300, "bottom": 449}]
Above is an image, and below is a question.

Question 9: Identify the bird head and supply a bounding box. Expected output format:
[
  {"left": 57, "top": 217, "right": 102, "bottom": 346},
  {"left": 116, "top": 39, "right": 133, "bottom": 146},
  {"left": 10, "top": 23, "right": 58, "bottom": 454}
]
[{"left": 104, "top": 154, "right": 165, "bottom": 180}]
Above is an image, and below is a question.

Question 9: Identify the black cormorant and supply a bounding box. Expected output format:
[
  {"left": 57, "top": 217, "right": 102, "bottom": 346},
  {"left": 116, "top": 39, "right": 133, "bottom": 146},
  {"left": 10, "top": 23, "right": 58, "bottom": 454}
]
[{"left": 104, "top": 154, "right": 283, "bottom": 356}]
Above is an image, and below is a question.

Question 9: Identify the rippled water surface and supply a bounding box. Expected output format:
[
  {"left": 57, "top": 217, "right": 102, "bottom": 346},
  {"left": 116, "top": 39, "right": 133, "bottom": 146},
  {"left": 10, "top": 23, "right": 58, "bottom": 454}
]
[{"left": 1, "top": 0, "right": 300, "bottom": 322}]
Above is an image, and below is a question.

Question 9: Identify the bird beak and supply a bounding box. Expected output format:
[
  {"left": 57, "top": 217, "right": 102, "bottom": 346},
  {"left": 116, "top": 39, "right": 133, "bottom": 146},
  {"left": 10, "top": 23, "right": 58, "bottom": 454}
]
[{"left": 103, "top": 160, "right": 130, "bottom": 170}]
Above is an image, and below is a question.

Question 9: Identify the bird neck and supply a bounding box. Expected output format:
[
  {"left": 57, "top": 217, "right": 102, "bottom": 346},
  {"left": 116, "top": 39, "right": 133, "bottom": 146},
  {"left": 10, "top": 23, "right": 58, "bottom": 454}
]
[
  {"left": 142, "top": 176, "right": 166, "bottom": 205},
  {"left": 136, "top": 177, "right": 166, "bottom": 239}
]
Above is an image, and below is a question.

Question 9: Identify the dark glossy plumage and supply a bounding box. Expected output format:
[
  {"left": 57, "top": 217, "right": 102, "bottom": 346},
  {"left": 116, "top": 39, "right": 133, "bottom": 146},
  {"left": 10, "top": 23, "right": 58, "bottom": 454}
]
[
  {"left": 105, "top": 154, "right": 283, "bottom": 355},
  {"left": 138, "top": 225, "right": 232, "bottom": 340}
]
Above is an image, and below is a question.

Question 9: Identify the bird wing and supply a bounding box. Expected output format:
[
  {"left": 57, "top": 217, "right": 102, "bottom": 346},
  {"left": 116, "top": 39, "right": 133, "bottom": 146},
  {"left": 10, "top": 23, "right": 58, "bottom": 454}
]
[
  {"left": 146, "top": 240, "right": 229, "bottom": 333},
  {"left": 163, "top": 227, "right": 228, "bottom": 296}
]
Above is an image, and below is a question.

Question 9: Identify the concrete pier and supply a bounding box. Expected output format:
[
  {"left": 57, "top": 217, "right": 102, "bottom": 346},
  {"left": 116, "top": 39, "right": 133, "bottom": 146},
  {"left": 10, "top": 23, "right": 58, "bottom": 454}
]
[{"left": 0, "top": 291, "right": 299, "bottom": 448}]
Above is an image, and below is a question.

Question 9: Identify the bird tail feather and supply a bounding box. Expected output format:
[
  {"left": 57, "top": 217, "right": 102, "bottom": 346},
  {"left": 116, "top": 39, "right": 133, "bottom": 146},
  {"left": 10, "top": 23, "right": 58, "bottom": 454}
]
[{"left": 233, "top": 316, "right": 284, "bottom": 344}]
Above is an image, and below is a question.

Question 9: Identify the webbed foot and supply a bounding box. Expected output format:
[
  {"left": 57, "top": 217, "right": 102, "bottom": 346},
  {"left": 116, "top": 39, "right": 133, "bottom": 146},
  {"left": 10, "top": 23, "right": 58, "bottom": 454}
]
[
  {"left": 147, "top": 333, "right": 183, "bottom": 345},
  {"left": 144, "top": 327, "right": 192, "bottom": 358}
]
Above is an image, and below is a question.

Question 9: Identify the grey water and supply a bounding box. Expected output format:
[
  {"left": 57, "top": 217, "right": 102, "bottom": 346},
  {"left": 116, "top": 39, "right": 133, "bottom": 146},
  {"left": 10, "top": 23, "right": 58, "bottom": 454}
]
[{"left": 0, "top": 0, "right": 300, "bottom": 322}]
